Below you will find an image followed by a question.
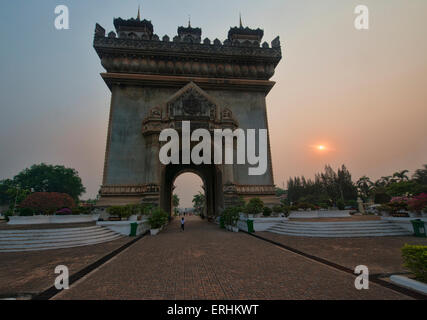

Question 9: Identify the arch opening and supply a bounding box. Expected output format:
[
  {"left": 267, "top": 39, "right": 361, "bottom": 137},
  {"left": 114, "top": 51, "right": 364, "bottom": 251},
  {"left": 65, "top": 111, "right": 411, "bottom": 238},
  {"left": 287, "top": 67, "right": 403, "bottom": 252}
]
[{"left": 160, "top": 163, "right": 223, "bottom": 218}]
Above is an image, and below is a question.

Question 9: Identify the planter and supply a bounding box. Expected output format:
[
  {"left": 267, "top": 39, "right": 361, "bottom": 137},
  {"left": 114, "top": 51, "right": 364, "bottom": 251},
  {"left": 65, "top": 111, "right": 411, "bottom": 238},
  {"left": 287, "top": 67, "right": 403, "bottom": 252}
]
[
  {"left": 98, "top": 219, "right": 149, "bottom": 236},
  {"left": 289, "top": 210, "right": 351, "bottom": 219},
  {"left": 381, "top": 217, "right": 427, "bottom": 232},
  {"left": 150, "top": 228, "right": 160, "bottom": 236},
  {"left": 408, "top": 212, "right": 418, "bottom": 218},
  {"left": 390, "top": 275, "right": 427, "bottom": 295},
  {"left": 237, "top": 217, "right": 288, "bottom": 232},
  {"left": 8, "top": 214, "right": 100, "bottom": 225},
  {"left": 232, "top": 226, "right": 239, "bottom": 233}
]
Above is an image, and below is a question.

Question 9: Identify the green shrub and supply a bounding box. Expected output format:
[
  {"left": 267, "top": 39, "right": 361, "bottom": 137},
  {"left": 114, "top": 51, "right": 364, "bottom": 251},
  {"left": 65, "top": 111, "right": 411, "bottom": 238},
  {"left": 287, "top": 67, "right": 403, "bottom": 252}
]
[
  {"left": 336, "top": 199, "right": 345, "bottom": 210},
  {"left": 222, "top": 206, "right": 240, "bottom": 226},
  {"left": 272, "top": 205, "right": 282, "bottom": 213},
  {"left": 319, "top": 203, "right": 329, "bottom": 209},
  {"left": 140, "top": 204, "right": 153, "bottom": 215},
  {"left": 374, "top": 193, "right": 391, "bottom": 204},
  {"left": 107, "top": 206, "right": 123, "bottom": 218},
  {"left": 3, "top": 210, "right": 13, "bottom": 222},
  {"left": 71, "top": 207, "right": 81, "bottom": 215},
  {"left": 19, "top": 207, "right": 34, "bottom": 217},
  {"left": 245, "top": 198, "right": 264, "bottom": 215},
  {"left": 345, "top": 200, "right": 358, "bottom": 208},
  {"left": 148, "top": 207, "right": 168, "bottom": 229},
  {"left": 401, "top": 244, "right": 427, "bottom": 283},
  {"left": 263, "top": 207, "right": 272, "bottom": 217}
]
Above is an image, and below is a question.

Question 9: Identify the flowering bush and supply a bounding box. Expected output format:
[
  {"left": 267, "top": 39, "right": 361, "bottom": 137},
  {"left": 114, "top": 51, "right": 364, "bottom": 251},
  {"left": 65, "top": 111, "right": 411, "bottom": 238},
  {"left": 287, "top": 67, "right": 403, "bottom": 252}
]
[
  {"left": 390, "top": 196, "right": 410, "bottom": 203},
  {"left": 20, "top": 192, "right": 76, "bottom": 215},
  {"left": 55, "top": 208, "right": 72, "bottom": 215},
  {"left": 407, "top": 193, "right": 427, "bottom": 213}
]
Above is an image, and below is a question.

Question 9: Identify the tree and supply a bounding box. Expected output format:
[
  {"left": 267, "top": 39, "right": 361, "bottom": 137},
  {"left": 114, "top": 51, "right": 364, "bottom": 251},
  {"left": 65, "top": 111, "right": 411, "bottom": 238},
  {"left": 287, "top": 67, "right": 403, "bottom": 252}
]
[
  {"left": 336, "top": 165, "right": 358, "bottom": 201},
  {"left": 13, "top": 163, "right": 85, "bottom": 200},
  {"left": 356, "top": 176, "right": 374, "bottom": 201},
  {"left": 392, "top": 170, "right": 409, "bottom": 183},
  {"left": 172, "top": 194, "right": 180, "bottom": 208},
  {"left": 286, "top": 164, "right": 357, "bottom": 206},
  {"left": 413, "top": 164, "right": 427, "bottom": 185},
  {"left": 0, "top": 179, "right": 15, "bottom": 205},
  {"left": 192, "top": 192, "right": 206, "bottom": 216}
]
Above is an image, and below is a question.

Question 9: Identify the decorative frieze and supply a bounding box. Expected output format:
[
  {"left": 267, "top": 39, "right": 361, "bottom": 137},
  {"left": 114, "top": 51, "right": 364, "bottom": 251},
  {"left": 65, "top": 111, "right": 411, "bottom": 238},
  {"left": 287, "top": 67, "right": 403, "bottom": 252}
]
[
  {"left": 141, "top": 82, "right": 238, "bottom": 136},
  {"left": 100, "top": 184, "right": 160, "bottom": 196},
  {"left": 235, "top": 184, "right": 276, "bottom": 195}
]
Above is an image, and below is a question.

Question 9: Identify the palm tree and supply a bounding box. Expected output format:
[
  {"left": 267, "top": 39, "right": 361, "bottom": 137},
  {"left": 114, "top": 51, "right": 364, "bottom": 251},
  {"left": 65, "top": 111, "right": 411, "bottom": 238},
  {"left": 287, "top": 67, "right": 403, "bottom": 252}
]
[
  {"left": 412, "top": 164, "right": 427, "bottom": 185},
  {"left": 356, "top": 176, "right": 374, "bottom": 201},
  {"left": 172, "top": 194, "right": 180, "bottom": 216},
  {"left": 172, "top": 194, "right": 180, "bottom": 208},
  {"left": 379, "top": 176, "right": 393, "bottom": 186},
  {"left": 392, "top": 170, "right": 409, "bottom": 183},
  {"left": 192, "top": 192, "right": 205, "bottom": 216}
]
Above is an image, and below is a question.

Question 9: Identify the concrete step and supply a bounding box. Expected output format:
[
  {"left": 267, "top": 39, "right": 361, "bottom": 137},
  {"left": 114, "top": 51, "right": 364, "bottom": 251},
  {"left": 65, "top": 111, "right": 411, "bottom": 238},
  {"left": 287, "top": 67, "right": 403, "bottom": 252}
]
[
  {"left": 0, "top": 226, "right": 100, "bottom": 235},
  {"left": 0, "top": 231, "right": 120, "bottom": 245},
  {"left": 0, "top": 228, "right": 115, "bottom": 241},
  {"left": 0, "top": 234, "right": 124, "bottom": 252},
  {"left": 270, "top": 225, "right": 407, "bottom": 232},
  {"left": 266, "top": 221, "right": 412, "bottom": 238},
  {"left": 0, "top": 226, "right": 124, "bottom": 252}
]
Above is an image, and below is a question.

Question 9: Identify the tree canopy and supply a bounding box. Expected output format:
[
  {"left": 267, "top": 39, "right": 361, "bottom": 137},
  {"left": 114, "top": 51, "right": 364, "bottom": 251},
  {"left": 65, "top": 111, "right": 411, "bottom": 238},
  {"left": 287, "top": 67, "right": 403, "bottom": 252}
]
[
  {"left": 6, "top": 163, "right": 85, "bottom": 201},
  {"left": 286, "top": 165, "right": 357, "bottom": 206}
]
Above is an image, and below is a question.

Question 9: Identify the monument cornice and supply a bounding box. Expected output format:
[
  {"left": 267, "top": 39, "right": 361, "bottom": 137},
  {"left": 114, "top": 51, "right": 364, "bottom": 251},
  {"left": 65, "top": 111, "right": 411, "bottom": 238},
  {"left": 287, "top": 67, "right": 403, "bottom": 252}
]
[
  {"left": 94, "top": 34, "right": 281, "bottom": 57},
  {"left": 93, "top": 31, "right": 282, "bottom": 80},
  {"left": 101, "top": 73, "right": 276, "bottom": 93}
]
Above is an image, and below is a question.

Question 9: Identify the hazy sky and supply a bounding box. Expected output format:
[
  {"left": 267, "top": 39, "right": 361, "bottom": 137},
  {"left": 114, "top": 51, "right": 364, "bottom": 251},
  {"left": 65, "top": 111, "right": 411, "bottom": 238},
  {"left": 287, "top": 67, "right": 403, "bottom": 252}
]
[{"left": 0, "top": 1, "right": 426, "bottom": 207}]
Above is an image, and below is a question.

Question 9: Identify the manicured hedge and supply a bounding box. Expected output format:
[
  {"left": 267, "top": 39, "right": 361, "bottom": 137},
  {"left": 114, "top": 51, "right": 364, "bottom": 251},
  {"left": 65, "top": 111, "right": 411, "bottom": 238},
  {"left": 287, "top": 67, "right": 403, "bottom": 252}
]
[{"left": 402, "top": 244, "right": 427, "bottom": 283}]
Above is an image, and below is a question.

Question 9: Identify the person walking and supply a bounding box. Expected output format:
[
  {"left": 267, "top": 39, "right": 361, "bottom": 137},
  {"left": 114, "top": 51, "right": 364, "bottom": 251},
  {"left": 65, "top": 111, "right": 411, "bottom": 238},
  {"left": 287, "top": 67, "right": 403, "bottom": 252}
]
[{"left": 181, "top": 217, "right": 185, "bottom": 232}]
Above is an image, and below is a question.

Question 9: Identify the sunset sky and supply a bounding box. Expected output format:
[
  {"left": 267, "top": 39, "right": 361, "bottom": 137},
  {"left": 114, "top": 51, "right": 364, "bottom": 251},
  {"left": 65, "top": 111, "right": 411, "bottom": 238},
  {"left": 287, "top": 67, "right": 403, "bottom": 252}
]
[{"left": 0, "top": 1, "right": 426, "bottom": 207}]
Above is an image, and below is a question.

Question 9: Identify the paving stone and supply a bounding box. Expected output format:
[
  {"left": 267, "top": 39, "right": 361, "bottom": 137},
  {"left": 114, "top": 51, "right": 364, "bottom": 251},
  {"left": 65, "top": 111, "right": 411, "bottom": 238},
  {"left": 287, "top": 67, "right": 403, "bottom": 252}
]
[
  {"left": 258, "top": 231, "right": 427, "bottom": 275},
  {"left": 54, "top": 217, "right": 411, "bottom": 300}
]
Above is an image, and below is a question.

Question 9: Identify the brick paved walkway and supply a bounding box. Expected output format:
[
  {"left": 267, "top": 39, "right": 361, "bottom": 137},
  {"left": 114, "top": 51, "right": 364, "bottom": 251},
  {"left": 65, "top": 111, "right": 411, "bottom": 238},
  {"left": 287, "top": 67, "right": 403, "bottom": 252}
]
[
  {"left": 0, "top": 237, "right": 131, "bottom": 298},
  {"left": 55, "top": 216, "right": 411, "bottom": 300}
]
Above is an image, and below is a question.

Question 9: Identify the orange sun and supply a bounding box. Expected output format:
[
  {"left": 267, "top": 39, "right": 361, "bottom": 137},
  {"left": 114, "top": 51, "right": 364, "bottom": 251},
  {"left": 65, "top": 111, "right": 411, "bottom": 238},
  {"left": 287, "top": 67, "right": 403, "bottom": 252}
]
[{"left": 317, "top": 145, "right": 326, "bottom": 150}]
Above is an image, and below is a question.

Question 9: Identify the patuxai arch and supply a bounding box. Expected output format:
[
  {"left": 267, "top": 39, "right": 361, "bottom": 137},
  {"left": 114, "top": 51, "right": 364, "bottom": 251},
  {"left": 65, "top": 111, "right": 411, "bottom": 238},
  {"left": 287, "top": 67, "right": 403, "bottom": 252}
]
[{"left": 93, "top": 12, "right": 282, "bottom": 217}]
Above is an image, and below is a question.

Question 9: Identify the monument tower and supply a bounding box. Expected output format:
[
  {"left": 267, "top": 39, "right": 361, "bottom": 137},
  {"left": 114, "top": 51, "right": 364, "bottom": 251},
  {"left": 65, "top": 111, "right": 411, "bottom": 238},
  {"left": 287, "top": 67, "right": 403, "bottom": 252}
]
[{"left": 93, "top": 10, "right": 282, "bottom": 217}]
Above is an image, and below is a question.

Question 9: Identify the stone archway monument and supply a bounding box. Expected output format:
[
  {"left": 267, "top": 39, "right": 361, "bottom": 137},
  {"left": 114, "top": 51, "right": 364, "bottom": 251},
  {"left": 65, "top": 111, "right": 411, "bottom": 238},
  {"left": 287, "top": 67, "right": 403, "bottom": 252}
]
[{"left": 93, "top": 12, "right": 282, "bottom": 217}]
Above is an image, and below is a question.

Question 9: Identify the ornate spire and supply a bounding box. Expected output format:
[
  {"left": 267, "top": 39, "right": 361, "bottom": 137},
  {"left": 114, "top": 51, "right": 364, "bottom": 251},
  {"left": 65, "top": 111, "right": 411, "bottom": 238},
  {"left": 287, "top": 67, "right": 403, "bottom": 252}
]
[
  {"left": 239, "top": 12, "right": 243, "bottom": 28},
  {"left": 188, "top": 15, "right": 191, "bottom": 28},
  {"left": 137, "top": 5, "right": 141, "bottom": 21}
]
